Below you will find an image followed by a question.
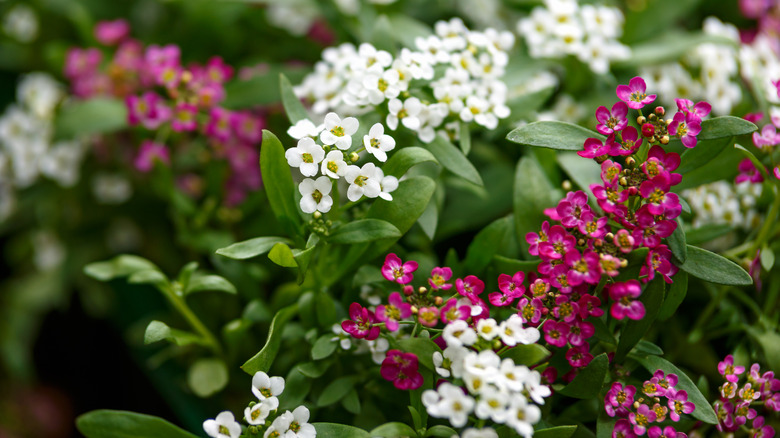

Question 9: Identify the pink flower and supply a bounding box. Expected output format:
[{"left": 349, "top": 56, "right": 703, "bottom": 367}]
[
  {"left": 380, "top": 350, "right": 423, "bottom": 390},
  {"left": 775, "top": 166, "right": 780, "bottom": 180},
  {"left": 616, "top": 77, "right": 657, "bottom": 110},
  {"left": 375, "top": 292, "right": 412, "bottom": 331},
  {"left": 600, "top": 254, "right": 622, "bottom": 277},
  {"left": 641, "top": 245, "right": 678, "bottom": 284},
  {"left": 645, "top": 146, "right": 682, "bottom": 185},
  {"left": 565, "top": 249, "right": 602, "bottom": 286},
  {"left": 204, "top": 56, "right": 234, "bottom": 84},
  {"left": 440, "top": 298, "right": 471, "bottom": 324},
  {"left": 95, "top": 19, "right": 130, "bottom": 46},
  {"left": 591, "top": 182, "right": 629, "bottom": 216},
  {"left": 647, "top": 426, "right": 686, "bottom": 438},
  {"left": 632, "top": 206, "right": 675, "bottom": 248},
  {"left": 341, "top": 303, "right": 380, "bottom": 340},
  {"left": 609, "top": 126, "right": 642, "bottom": 156},
  {"left": 145, "top": 44, "right": 180, "bottom": 70},
  {"left": 639, "top": 175, "right": 681, "bottom": 218},
  {"left": 718, "top": 355, "right": 746, "bottom": 383},
  {"left": 614, "top": 419, "right": 638, "bottom": 438},
  {"left": 171, "top": 103, "right": 198, "bottom": 132},
  {"left": 675, "top": 98, "right": 711, "bottom": 122},
  {"left": 456, "top": 275, "right": 484, "bottom": 299},
  {"left": 196, "top": 84, "right": 226, "bottom": 108},
  {"left": 736, "top": 158, "right": 764, "bottom": 184},
  {"left": 578, "top": 137, "right": 610, "bottom": 159},
  {"left": 553, "top": 295, "right": 579, "bottom": 323},
  {"left": 206, "top": 107, "right": 232, "bottom": 142},
  {"left": 578, "top": 293, "right": 604, "bottom": 319},
  {"left": 557, "top": 191, "right": 591, "bottom": 228},
  {"left": 230, "top": 112, "right": 264, "bottom": 144},
  {"left": 609, "top": 280, "right": 645, "bottom": 320},
  {"left": 64, "top": 48, "right": 102, "bottom": 80},
  {"left": 596, "top": 102, "right": 629, "bottom": 135},
  {"left": 134, "top": 140, "right": 169, "bottom": 172},
  {"left": 752, "top": 125, "right": 780, "bottom": 150},
  {"left": 565, "top": 344, "right": 593, "bottom": 368},
  {"left": 667, "top": 389, "right": 695, "bottom": 422},
  {"left": 517, "top": 297, "right": 544, "bottom": 325},
  {"left": 126, "top": 92, "right": 171, "bottom": 130},
  {"left": 604, "top": 382, "right": 636, "bottom": 417},
  {"left": 417, "top": 306, "right": 440, "bottom": 327},
  {"left": 543, "top": 320, "right": 570, "bottom": 347},
  {"left": 381, "top": 253, "right": 419, "bottom": 284},
  {"left": 751, "top": 416, "right": 775, "bottom": 438},
  {"left": 629, "top": 403, "right": 657, "bottom": 435},
  {"left": 668, "top": 111, "right": 702, "bottom": 148},
  {"left": 601, "top": 160, "right": 623, "bottom": 185},
  {"left": 578, "top": 211, "right": 609, "bottom": 239},
  {"left": 613, "top": 230, "right": 635, "bottom": 254},
  {"left": 428, "top": 267, "right": 453, "bottom": 290},
  {"left": 567, "top": 319, "right": 595, "bottom": 346},
  {"left": 154, "top": 64, "right": 182, "bottom": 88},
  {"left": 526, "top": 221, "right": 550, "bottom": 256},
  {"left": 539, "top": 225, "right": 577, "bottom": 260}
]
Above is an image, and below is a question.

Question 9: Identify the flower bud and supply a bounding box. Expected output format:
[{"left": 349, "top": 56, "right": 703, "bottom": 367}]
[
  {"left": 654, "top": 106, "right": 665, "bottom": 116},
  {"left": 411, "top": 305, "right": 419, "bottom": 314},
  {"left": 541, "top": 307, "right": 550, "bottom": 315},
  {"left": 637, "top": 116, "right": 647, "bottom": 125},
  {"left": 493, "top": 339, "right": 503, "bottom": 349},
  {"left": 349, "top": 152, "right": 359, "bottom": 162},
  {"left": 181, "top": 70, "right": 193, "bottom": 83},
  {"left": 418, "top": 286, "right": 428, "bottom": 294},
  {"left": 625, "top": 157, "right": 636, "bottom": 167},
  {"left": 648, "top": 113, "right": 656, "bottom": 121},
  {"left": 628, "top": 186, "right": 638, "bottom": 196},
  {"left": 434, "top": 296, "right": 443, "bottom": 305},
  {"left": 577, "top": 238, "right": 586, "bottom": 246},
  {"left": 641, "top": 123, "right": 655, "bottom": 138},
  {"left": 605, "top": 232, "right": 615, "bottom": 241},
  {"left": 562, "top": 180, "right": 572, "bottom": 190},
  {"left": 403, "top": 285, "right": 414, "bottom": 295},
  {"left": 248, "top": 426, "right": 258, "bottom": 435},
  {"left": 619, "top": 177, "right": 628, "bottom": 186},
  {"left": 660, "top": 135, "right": 670, "bottom": 145},
  {"left": 313, "top": 211, "right": 322, "bottom": 219}
]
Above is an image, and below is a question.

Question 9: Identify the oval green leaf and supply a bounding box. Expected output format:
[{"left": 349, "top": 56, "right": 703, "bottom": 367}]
[
  {"left": 84, "top": 255, "right": 158, "bottom": 282},
  {"left": 260, "top": 129, "right": 303, "bottom": 239},
  {"left": 76, "top": 410, "right": 198, "bottom": 438},
  {"left": 242, "top": 304, "right": 298, "bottom": 375},
  {"left": 397, "top": 337, "right": 441, "bottom": 371},
  {"left": 55, "top": 98, "right": 128, "bottom": 139},
  {"left": 697, "top": 116, "right": 757, "bottom": 140},
  {"left": 269, "top": 243, "right": 298, "bottom": 268},
  {"left": 311, "top": 334, "right": 338, "bottom": 360},
  {"left": 382, "top": 146, "right": 439, "bottom": 178},
  {"left": 658, "top": 271, "right": 688, "bottom": 321},
  {"left": 313, "top": 423, "right": 370, "bottom": 438},
  {"left": 317, "top": 376, "right": 358, "bottom": 407},
  {"left": 187, "top": 358, "right": 228, "bottom": 398},
  {"left": 185, "top": 275, "right": 237, "bottom": 295},
  {"left": 507, "top": 121, "right": 603, "bottom": 151},
  {"left": 216, "top": 236, "right": 293, "bottom": 260},
  {"left": 329, "top": 219, "right": 401, "bottom": 244},
  {"left": 426, "top": 135, "right": 483, "bottom": 186},
  {"left": 370, "top": 422, "right": 418, "bottom": 438},
  {"left": 557, "top": 353, "right": 609, "bottom": 399},
  {"left": 679, "top": 245, "right": 752, "bottom": 286},
  {"left": 280, "top": 73, "right": 308, "bottom": 124},
  {"left": 535, "top": 425, "right": 578, "bottom": 438},
  {"left": 500, "top": 344, "right": 551, "bottom": 367}
]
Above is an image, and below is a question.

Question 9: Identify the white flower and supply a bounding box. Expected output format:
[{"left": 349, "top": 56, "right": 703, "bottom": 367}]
[
  {"left": 263, "top": 411, "right": 293, "bottom": 438},
  {"left": 203, "top": 411, "right": 242, "bottom": 438},
  {"left": 345, "top": 162, "right": 381, "bottom": 201},
  {"left": 320, "top": 112, "right": 359, "bottom": 150},
  {"left": 442, "top": 319, "right": 477, "bottom": 348},
  {"left": 39, "top": 140, "right": 84, "bottom": 187},
  {"left": 331, "top": 323, "right": 352, "bottom": 350},
  {"left": 299, "top": 176, "right": 333, "bottom": 214},
  {"left": 463, "top": 349, "right": 500, "bottom": 380},
  {"left": 3, "top": 4, "right": 38, "bottom": 43},
  {"left": 422, "top": 382, "right": 475, "bottom": 428},
  {"left": 251, "top": 371, "right": 285, "bottom": 401},
  {"left": 475, "top": 386, "right": 509, "bottom": 422},
  {"left": 287, "top": 406, "right": 316, "bottom": 438},
  {"left": 321, "top": 150, "right": 347, "bottom": 179},
  {"left": 92, "top": 173, "right": 132, "bottom": 205},
  {"left": 362, "top": 70, "right": 401, "bottom": 105},
  {"left": 17, "top": 73, "right": 63, "bottom": 119},
  {"left": 400, "top": 48, "right": 434, "bottom": 80},
  {"left": 476, "top": 318, "right": 499, "bottom": 341},
  {"left": 287, "top": 119, "right": 323, "bottom": 139},
  {"left": 375, "top": 169, "right": 398, "bottom": 202},
  {"left": 244, "top": 400, "right": 273, "bottom": 426},
  {"left": 498, "top": 314, "right": 540, "bottom": 347},
  {"left": 525, "top": 370, "right": 552, "bottom": 405},
  {"left": 387, "top": 97, "right": 422, "bottom": 131},
  {"left": 285, "top": 137, "right": 325, "bottom": 177},
  {"left": 461, "top": 428, "right": 499, "bottom": 438},
  {"left": 497, "top": 358, "right": 530, "bottom": 393},
  {"left": 415, "top": 35, "right": 450, "bottom": 64},
  {"left": 506, "top": 397, "right": 541, "bottom": 438},
  {"left": 367, "top": 337, "right": 390, "bottom": 364},
  {"left": 351, "top": 43, "right": 393, "bottom": 73},
  {"left": 433, "top": 345, "right": 469, "bottom": 378},
  {"left": 363, "top": 123, "right": 396, "bottom": 162}
]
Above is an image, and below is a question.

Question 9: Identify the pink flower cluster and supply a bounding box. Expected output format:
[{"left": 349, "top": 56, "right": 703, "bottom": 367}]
[
  {"left": 714, "top": 355, "right": 779, "bottom": 436},
  {"left": 380, "top": 350, "right": 423, "bottom": 390},
  {"left": 744, "top": 112, "right": 780, "bottom": 182},
  {"left": 605, "top": 370, "right": 693, "bottom": 437},
  {"left": 64, "top": 20, "right": 264, "bottom": 205}
]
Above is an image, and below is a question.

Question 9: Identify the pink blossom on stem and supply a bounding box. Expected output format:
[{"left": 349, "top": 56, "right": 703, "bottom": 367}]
[
  {"left": 616, "top": 77, "right": 656, "bottom": 109},
  {"left": 628, "top": 403, "right": 657, "bottom": 435},
  {"left": 380, "top": 350, "right": 423, "bottom": 390},
  {"left": 171, "top": 103, "right": 198, "bottom": 132},
  {"left": 604, "top": 382, "right": 636, "bottom": 417},
  {"left": 417, "top": 306, "right": 439, "bottom": 327},
  {"left": 667, "top": 389, "right": 695, "bottom": 421},
  {"left": 526, "top": 221, "right": 550, "bottom": 256},
  {"left": 440, "top": 298, "right": 470, "bottom": 324},
  {"left": 596, "top": 102, "right": 629, "bottom": 135},
  {"left": 134, "top": 140, "right": 169, "bottom": 172},
  {"left": 609, "top": 280, "right": 645, "bottom": 320},
  {"left": 542, "top": 319, "right": 570, "bottom": 347},
  {"left": 565, "top": 345, "right": 593, "bottom": 368},
  {"left": 736, "top": 158, "right": 765, "bottom": 184},
  {"left": 456, "top": 275, "right": 485, "bottom": 299},
  {"left": 95, "top": 19, "right": 130, "bottom": 46},
  {"left": 613, "top": 419, "right": 638, "bottom": 438},
  {"left": 381, "top": 253, "right": 419, "bottom": 284},
  {"left": 375, "top": 292, "right": 412, "bottom": 331},
  {"left": 341, "top": 302, "right": 380, "bottom": 340},
  {"left": 428, "top": 267, "right": 453, "bottom": 290},
  {"left": 578, "top": 137, "right": 610, "bottom": 159},
  {"left": 718, "top": 355, "right": 746, "bottom": 383},
  {"left": 668, "top": 112, "right": 702, "bottom": 148}
]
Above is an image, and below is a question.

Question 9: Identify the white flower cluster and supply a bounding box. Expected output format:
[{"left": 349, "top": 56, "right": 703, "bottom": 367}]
[
  {"left": 517, "top": 0, "right": 630, "bottom": 74},
  {"left": 3, "top": 3, "right": 38, "bottom": 43},
  {"left": 740, "top": 32, "right": 780, "bottom": 107},
  {"left": 294, "top": 18, "right": 514, "bottom": 142},
  {"left": 682, "top": 180, "right": 763, "bottom": 231},
  {"left": 0, "top": 73, "right": 86, "bottom": 221},
  {"left": 424, "top": 316, "right": 548, "bottom": 437},
  {"left": 641, "top": 17, "right": 742, "bottom": 115},
  {"left": 204, "top": 371, "right": 316, "bottom": 438},
  {"left": 286, "top": 114, "right": 398, "bottom": 214}
]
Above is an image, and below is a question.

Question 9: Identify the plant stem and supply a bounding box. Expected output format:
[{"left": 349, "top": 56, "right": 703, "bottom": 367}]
[
  {"left": 749, "top": 181, "right": 780, "bottom": 256},
  {"left": 164, "top": 284, "right": 223, "bottom": 356}
]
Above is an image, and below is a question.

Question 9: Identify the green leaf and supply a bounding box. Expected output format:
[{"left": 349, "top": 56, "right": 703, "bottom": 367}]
[
  {"left": 187, "top": 358, "right": 228, "bottom": 398},
  {"left": 143, "top": 320, "right": 205, "bottom": 347},
  {"left": 679, "top": 245, "right": 752, "bottom": 286},
  {"left": 280, "top": 73, "right": 308, "bottom": 124},
  {"left": 557, "top": 152, "right": 602, "bottom": 193},
  {"left": 615, "top": 32, "right": 734, "bottom": 66},
  {"left": 222, "top": 66, "right": 306, "bottom": 109},
  {"left": 417, "top": 198, "right": 439, "bottom": 240},
  {"left": 215, "top": 236, "right": 293, "bottom": 260},
  {"left": 242, "top": 304, "right": 298, "bottom": 375},
  {"left": 425, "top": 425, "right": 458, "bottom": 437},
  {"left": 500, "top": 344, "right": 551, "bottom": 367},
  {"left": 311, "top": 334, "right": 338, "bottom": 360},
  {"left": 397, "top": 337, "right": 441, "bottom": 371},
  {"left": 260, "top": 130, "right": 303, "bottom": 239},
  {"left": 177, "top": 262, "right": 198, "bottom": 289},
  {"left": 596, "top": 411, "right": 617, "bottom": 438},
  {"left": 76, "top": 410, "right": 198, "bottom": 438},
  {"left": 686, "top": 224, "right": 733, "bottom": 245},
  {"left": 342, "top": 389, "right": 361, "bottom": 415},
  {"left": 747, "top": 326, "right": 780, "bottom": 373},
  {"left": 507, "top": 121, "right": 603, "bottom": 151},
  {"left": 297, "top": 361, "right": 331, "bottom": 378},
  {"left": 184, "top": 275, "right": 236, "bottom": 295},
  {"left": 382, "top": 146, "right": 439, "bottom": 178},
  {"left": 698, "top": 116, "right": 757, "bottom": 140},
  {"left": 317, "top": 376, "right": 358, "bottom": 407},
  {"left": 463, "top": 215, "right": 514, "bottom": 276},
  {"left": 371, "top": 15, "right": 396, "bottom": 53},
  {"left": 386, "top": 14, "right": 432, "bottom": 48},
  {"left": 329, "top": 219, "right": 401, "bottom": 244},
  {"left": 677, "top": 136, "right": 733, "bottom": 174},
  {"left": 268, "top": 243, "right": 298, "bottom": 268},
  {"left": 658, "top": 271, "right": 688, "bottom": 321},
  {"left": 761, "top": 246, "right": 775, "bottom": 271},
  {"left": 615, "top": 279, "right": 664, "bottom": 362},
  {"left": 634, "top": 340, "right": 664, "bottom": 356},
  {"left": 370, "top": 422, "right": 418, "bottom": 438},
  {"left": 313, "top": 423, "right": 370, "bottom": 438},
  {"left": 84, "top": 255, "right": 158, "bottom": 281},
  {"left": 55, "top": 98, "right": 128, "bottom": 139},
  {"left": 535, "top": 425, "right": 578, "bottom": 438},
  {"left": 492, "top": 255, "right": 540, "bottom": 275},
  {"left": 667, "top": 219, "right": 687, "bottom": 263},
  {"left": 558, "top": 353, "right": 609, "bottom": 399},
  {"left": 514, "top": 156, "right": 560, "bottom": 254},
  {"left": 127, "top": 270, "right": 170, "bottom": 290},
  {"left": 425, "top": 134, "right": 483, "bottom": 186},
  {"left": 460, "top": 122, "right": 471, "bottom": 156},
  {"left": 633, "top": 355, "right": 719, "bottom": 424}
]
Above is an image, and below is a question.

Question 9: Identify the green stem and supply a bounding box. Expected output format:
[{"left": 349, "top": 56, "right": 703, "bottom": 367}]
[
  {"left": 687, "top": 286, "right": 728, "bottom": 343},
  {"left": 163, "top": 284, "right": 223, "bottom": 356},
  {"left": 749, "top": 181, "right": 780, "bottom": 256}
]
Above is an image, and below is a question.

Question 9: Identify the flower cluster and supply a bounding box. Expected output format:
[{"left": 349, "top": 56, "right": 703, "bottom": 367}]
[
  {"left": 516, "top": 0, "right": 630, "bottom": 74},
  {"left": 203, "top": 371, "right": 315, "bottom": 438},
  {"left": 294, "top": 17, "right": 514, "bottom": 142},
  {"left": 682, "top": 180, "right": 762, "bottom": 231},
  {"left": 0, "top": 73, "right": 85, "bottom": 221},
  {"left": 63, "top": 19, "right": 264, "bottom": 205},
  {"left": 739, "top": 1, "right": 780, "bottom": 107},
  {"left": 285, "top": 114, "right": 398, "bottom": 215},
  {"left": 713, "top": 355, "right": 779, "bottom": 435},
  {"left": 604, "top": 370, "right": 694, "bottom": 437},
  {"left": 747, "top": 112, "right": 780, "bottom": 181}
]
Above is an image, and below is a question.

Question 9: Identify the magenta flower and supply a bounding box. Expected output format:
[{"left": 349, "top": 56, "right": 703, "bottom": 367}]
[
  {"left": 629, "top": 403, "right": 657, "bottom": 435},
  {"left": 578, "top": 211, "right": 609, "bottom": 239},
  {"left": 616, "top": 77, "right": 657, "bottom": 109},
  {"left": 609, "top": 126, "right": 642, "bottom": 156},
  {"left": 632, "top": 206, "right": 676, "bottom": 248},
  {"left": 543, "top": 320, "right": 570, "bottom": 348},
  {"left": 578, "top": 137, "right": 609, "bottom": 159},
  {"left": 775, "top": 166, "right": 780, "bottom": 180},
  {"left": 341, "top": 302, "right": 380, "bottom": 340},
  {"left": 376, "top": 292, "right": 412, "bottom": 331},
  {"left": 172, "top": 103, "right": 198, "bottom": 132},
  {"left": 153, "top": 64, "right": 182, "bottom": 88},
  {"left": 567, "top": 319, "right": 595, "bottom": 346},
  {"left": 553, "top": 295, "right": 579, "bottom": 323},
  {"left": 640, "top": 245, "right": 678, "bottom": 284},
  {"left": 751, "top": 416, "right": 775, "bottom": 438},
  {"left": 754, "top": 124, "right": 780, "bottom": 149},
  {"left": 565, "top": 249, "right": 602, "bottom": 286},
  {"left": 736, "top": 158, "right": 765, "bottom": 184},
  {"left": 381, "top": 253, "right": 419, "bottom": 284},
  {"left": 718, "top": 355, "right": 746, "bottom": 383},
  {"left": 206, "top": 107, "right": 232, "bottom": 142},
  {"left": 605, "top": 382, "right": 636, "bottom": 417},
  {"left": 668, "top": 112, "right": 702, "bottom": 148},
  {"left": 539, "top": 225, "right": 577, "bottom": 260},
  {"left": 456, "top": 275, "right": 484, "bottom": 299},
  {"left": 740, "top": 0, "right": 772, "bottom": 18},
  {"left": 734, "top": 400, "right": 757, "bottom": 426},
  {"left": 440, "top": 298, "right": 470, "bottom": 324},
  {"left": 517, "top": 297, "right": 544, "bottom": 325},
  {"left": 499, "top": 271, "right": 526, "bottom": 297},
  {"left": 667, "top": 389, "right": 695, "bottom": 422},
  {"left": 380, "top": 350, "right": 423, "bottom": 390},
  {"left": 609, "top": 280, "right": 645, "bottom": 320},
  {"left": 614, "top": 419, "right": 639, "bottom": 438},
  {"left": 613, "top": 230, "right": 635, "bottom": 254},
  {"left": 565, "top": 345, "right": 593, "bottom": 368},
  {"left": 134, "top": 140, "right": 169, "bottom": 172},
  {"left": 126, "top": 92, "right": 171, "bottom": 130},
  {"left": 204, "top": 56, "right": 235, "bottom": 84},
  {"left": 675, "top": 98, "right": 711, "bottom": 122},
  {"left": 529, "top": 278, "right": 551, "bottom": 298},
  {"left": 230, "top": 112, "right": 264, "bottom": 144},
  {"left": 549, "top": 264, "right": 574, "bottom": 294},
  {"left": 417, "top": 306, "right": 439, "bottom": 327},
  {"left": 428, "top": 267, "right": 453, "bottom": 290},
  {"left": 600, "top": 254, "right": 622, "bottom": 277},
  {"left": 645, "top": 145, "right": 682, "bottom": 185},
  {"left": 64, "top": 48, "right": 102, "bottom": 80},
  {"left": 488, "top": 291, "right": 516, "bottom": 307},
  {"left": 647, "top": 425, "right": 686, "bottom": 438},
  {"left": 557, "top": 191, "right": 591, "bottom": 228},
  {"left": 526, "top": 221, "right": 550, "bottom": 256},
  {"left": 639, "top": 175, "right": 681, "bottom": 218},
  {"left": 591, "top": 182, "right": 629, "bottom": 216},
  {"left": 596, "top": 102, "right": 629, "bottom": 135},
  {"left": 601, "top": 160, "right": 623, "bottom": 184},
  {"left": 145, "top": 44, "right": 181, "bottom": 69},
  {"left": 740, "top": 383, "right": 761, "bottom": 401},
  {"left": 578, "top": 293, "right": 604, "bottom": 319},
  {"left": 95, "top": 19, "right": 130, "bottom": 46}
]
